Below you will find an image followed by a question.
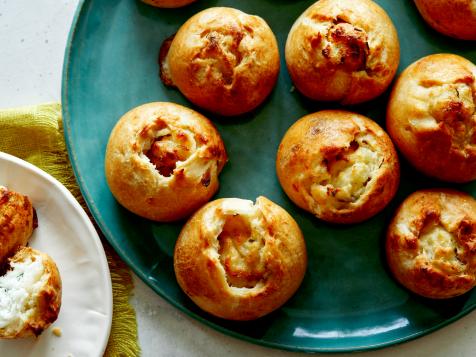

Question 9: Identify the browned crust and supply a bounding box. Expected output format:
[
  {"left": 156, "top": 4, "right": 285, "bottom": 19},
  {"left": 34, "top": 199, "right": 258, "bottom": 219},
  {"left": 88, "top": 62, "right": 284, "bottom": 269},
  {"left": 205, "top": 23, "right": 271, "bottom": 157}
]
[
  {"left": 141, "top": 0, "right": 196, "bottom": 8},
  {"left": 386, "top": 189, "right": 476, "bottom": 299},
  {"left": 173, "top": 196, "right": 307, "bottom": 320},
  {"left": 166, "top": 7, "right": 280, "bottom": 116},
  {"left": 0, "top": 247, "right": 62, "bottom": 338},
  {"left": 276, "top": 110, "right": 400, "bottom": 224},
  {"left": 285, "top": 0, "right": 400, "bottom": 105},
  {"left": 414, "top": 0, "right": 476, "bottom": 40},
  {"left": 0, "top": 186, "right": 34, "bottom": 263},
  {"left": 105, "top": 102, "right": 228, "bottom": 222},
  {"left": 158, "top": 34, "right": 176, "bottom": 87},
  {"left": 387, "top": 54, "right": 476, "bottom": 183}
]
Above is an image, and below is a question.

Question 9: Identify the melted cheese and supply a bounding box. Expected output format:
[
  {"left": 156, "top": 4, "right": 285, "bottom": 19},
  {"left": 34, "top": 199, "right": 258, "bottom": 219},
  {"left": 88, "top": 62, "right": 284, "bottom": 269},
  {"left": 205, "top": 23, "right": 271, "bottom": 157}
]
[
  {"left": 418, "top": 225, "right": 465, "bottom": 271},
  {"left": 310, "top": 135, "right": 382, "bottom": 210}
]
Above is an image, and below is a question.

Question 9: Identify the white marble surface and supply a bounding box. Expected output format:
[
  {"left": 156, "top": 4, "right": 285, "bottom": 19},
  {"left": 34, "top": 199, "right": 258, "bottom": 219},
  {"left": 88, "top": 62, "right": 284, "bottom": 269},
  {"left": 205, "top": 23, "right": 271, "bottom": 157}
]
[{"left": 1, "top": 1, "right": 476, "bottom": 356}]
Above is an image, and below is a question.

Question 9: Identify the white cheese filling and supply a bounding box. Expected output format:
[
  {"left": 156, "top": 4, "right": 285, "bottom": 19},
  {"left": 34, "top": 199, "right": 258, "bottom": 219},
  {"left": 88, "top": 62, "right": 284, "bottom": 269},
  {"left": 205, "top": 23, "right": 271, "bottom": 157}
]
[{"left": 0, "top": 254, "right": 46, "bottom": 329}]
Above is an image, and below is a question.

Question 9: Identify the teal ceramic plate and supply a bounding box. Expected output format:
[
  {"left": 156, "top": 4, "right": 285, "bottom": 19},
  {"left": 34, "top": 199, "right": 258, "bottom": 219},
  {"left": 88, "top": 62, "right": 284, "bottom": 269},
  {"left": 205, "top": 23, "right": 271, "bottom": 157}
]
[{"left": 62, "top": 0, "right": 476, "bottom": 352}]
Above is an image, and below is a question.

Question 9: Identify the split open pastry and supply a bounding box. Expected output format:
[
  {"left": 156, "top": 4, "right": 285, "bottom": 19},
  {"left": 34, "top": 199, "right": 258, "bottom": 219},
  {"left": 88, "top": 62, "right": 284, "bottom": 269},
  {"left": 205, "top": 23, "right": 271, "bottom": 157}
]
[
  {"left": 142, "top": 0, "right": 196, "bottom": 8},
  {"left": 0, "top": 186, "right": 35, "bottom": 263},
  {"left": 386, "top": 189, "right": 476, "bottom": 299},
  {"left": 0, "top": 188, "right": 61, "bottom": 339},
  {"left": 105, "top": 102, "right": 227, "bottom": 221},
  {"left": 159, "top": 7, "right": 280, "bottom": 116},
  {"left": 174, "top": 196, "right": 307, "bottom": 320},
  {"left": 0, "top": 247, "right": 62, "bottom": 338},
  {"left": 276, "top": 110, "right": 400, "bottom": 224},
  {"left": 285, "top": 0, "right": 400, "bottom": 105},
  {"left": 414, "top": 0, "right": 476, "bottom": 40},
  {"left": 387, "top": 54, "right": 476, "bottom": 182}
]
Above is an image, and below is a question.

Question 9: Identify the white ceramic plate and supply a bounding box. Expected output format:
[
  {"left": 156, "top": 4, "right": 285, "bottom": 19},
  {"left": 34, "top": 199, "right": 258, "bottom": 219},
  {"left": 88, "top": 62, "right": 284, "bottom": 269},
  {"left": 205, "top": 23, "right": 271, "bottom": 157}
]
[{"left": 0, "top": 152, "right": 112, "bottom": 357}]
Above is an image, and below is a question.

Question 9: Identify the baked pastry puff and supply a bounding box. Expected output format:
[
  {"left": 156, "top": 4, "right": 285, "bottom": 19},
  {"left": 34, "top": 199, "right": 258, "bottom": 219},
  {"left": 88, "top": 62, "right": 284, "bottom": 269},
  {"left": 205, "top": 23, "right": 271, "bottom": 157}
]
[
  {"left": 387, "top": 189, "right": 476, "bottom": 299},
  {"left": 160, "top": 7, "right": 280, "bottom": 116},
  {"left": 141, "top": 0, "right": 196, "bottom": 8},
  {"left": 174, "top": 196, "right": 307, "bottom": 320},
  {"left": 105, "top": 102, "right": 227, "bottom": 221},
  {"left": 0, "top": 186, "right": 35, "bottom": 263},
  {"left": 285, "top": 0, "right": 400, "bottom": 105},
  {"left": 0, "top": 247, "right": 62, "bottom": 338},
  {"left": 387, "top": 54, "right": 476, "bottom": 182},
  {"left": 276, "top": 110, "right": 400, "bottom": 224},
  {"left": 414, "top": 0, "right": 476, "bottom": 40}
]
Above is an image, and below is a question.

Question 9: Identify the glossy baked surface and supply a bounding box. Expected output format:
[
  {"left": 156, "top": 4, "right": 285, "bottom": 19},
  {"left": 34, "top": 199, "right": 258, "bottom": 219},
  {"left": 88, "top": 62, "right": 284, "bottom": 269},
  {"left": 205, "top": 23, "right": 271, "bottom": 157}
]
[{"left": 62, "top": 0, "right": 476, "bottom": 352}]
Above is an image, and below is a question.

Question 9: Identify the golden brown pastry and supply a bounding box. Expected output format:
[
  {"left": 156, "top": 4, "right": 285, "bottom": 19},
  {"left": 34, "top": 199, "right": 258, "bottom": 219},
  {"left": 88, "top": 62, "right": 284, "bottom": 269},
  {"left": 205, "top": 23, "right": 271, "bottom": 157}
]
[
  {"left": 386, "top": 189, "right": 476, "bottom": 299},
  {"left": 414, "top": 0, "right": 476, "bottom": 40},
  {"left": 276, "top": 110, "right": 400, "bottom": 224},
  {"left": 0, "top": 186, "right": 35, "bottom": 263},
  {"left": 160, "top": 7, "right": 280, "bottom": 116},
  {"left": 0, "top": 247, "right": 62, "bottom": 338},
  {"left": 387, "top": 54, "right": 476, "bottom": 183},
  {"left": 174, "top": 196, "right": 307, "bottom": 320},
  {"left": 105, "top": 102, "right": 227, "bottom": 222},
  {"left": 142, "top": 0, "right": 196, "bottom": 8},
  {"left": 285, "top": 0, "right": 400, "bottom": 105}
]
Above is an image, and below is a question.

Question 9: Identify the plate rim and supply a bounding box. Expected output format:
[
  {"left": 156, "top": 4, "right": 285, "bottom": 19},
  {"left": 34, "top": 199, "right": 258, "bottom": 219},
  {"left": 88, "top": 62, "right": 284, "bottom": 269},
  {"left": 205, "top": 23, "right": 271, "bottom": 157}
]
[
  {"left": 60, "top": 0, "right": 476, "bottom": 353},
  {"left": 0, "top": 151, "right": 113, "bottom": 357}
]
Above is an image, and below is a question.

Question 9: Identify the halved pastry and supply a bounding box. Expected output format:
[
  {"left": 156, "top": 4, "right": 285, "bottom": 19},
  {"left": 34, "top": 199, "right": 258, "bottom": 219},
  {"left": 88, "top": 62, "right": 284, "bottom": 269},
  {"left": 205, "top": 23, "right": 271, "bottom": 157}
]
[{"left": 0, "top": 247, "right": 62, "bottom": 338}]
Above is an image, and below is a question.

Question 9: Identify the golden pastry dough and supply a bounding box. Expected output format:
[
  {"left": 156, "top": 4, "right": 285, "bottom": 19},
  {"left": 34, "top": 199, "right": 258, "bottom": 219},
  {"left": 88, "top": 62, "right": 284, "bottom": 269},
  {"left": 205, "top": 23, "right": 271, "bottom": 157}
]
[
  {"left": 174, "top": 196, "right": 307, "bottom": 320},
  {"left": 387, "top": 54, "right": 476, "bottom": 182},
  {"left": 105, "top": 102, "right": 227, "bottom": 221},
  {"left": 414, "top": 0, "right": 476, "bottom": 40},
  {"left": 276, "top": 110, "right": 399, "bottom": 224},
  {"left": 141, "top": 0, "right": 196, "bottom": 8},
  {"left": 387, "top": 189, "right": 476, "bottom": 299},
  {"left": 285, "top": 0, "right": 400, "bottom": 104},
  {"left": 0, "top": 186, "right": 34, "bottom": 263},
  {"left": 161, "top": 7, "right": 280, "bottom": 116}
]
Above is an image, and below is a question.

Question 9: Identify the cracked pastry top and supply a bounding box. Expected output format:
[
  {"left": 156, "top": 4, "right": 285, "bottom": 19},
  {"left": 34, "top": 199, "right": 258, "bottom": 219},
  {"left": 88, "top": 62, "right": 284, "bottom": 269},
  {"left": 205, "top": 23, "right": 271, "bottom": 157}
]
[
  {"left": 160, "top": 7, "right": 280, "bottom": 116},
  {"left": 276, "top": 110, "right": 400, "bottom": 224},
  {"left": 387, "top": 54, "right": 476, "bottom": 183},
  {"left": 105, "top": 102, "right": 227, "bottom": 222},
  {"left": 285, "top": 0, "right": 400, "bottom": 105},
  {"left": 141, "top": 0, "right": 196, "bottom": 8},
  {"left": 414, "top": 0, "right": 476, "bottom": 40},
  {"left": 174, "top": 196, "right": 307, "bottom": 320},
  {"left": 386, "top": 189, "right": 476, "bottom": 299},
  {"left": 0, "top": 186, "right": 35, "bottom": 264}
]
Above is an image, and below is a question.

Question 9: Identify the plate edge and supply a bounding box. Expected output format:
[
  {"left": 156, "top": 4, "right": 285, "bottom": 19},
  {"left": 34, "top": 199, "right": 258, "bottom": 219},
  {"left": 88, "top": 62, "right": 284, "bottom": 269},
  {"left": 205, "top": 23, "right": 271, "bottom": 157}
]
[{"left": 58, "top": 1, "right": 476, "bottom": 353}]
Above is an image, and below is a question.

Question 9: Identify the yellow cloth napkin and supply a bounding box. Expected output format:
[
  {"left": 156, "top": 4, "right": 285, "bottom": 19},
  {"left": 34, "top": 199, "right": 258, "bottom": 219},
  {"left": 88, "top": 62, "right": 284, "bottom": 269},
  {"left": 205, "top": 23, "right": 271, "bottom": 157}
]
[{"left": 0, "top": 103, "right": 140, "bottom": 357}]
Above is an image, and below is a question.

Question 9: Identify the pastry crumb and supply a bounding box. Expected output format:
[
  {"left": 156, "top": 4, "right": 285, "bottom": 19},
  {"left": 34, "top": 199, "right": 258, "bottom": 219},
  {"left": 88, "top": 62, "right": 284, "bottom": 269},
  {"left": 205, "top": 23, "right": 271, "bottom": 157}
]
[
  {"left": 290, "top": 86, "right": 295, "bottom": 93},
  {"left": 52, "top": 327, "right": 62, "bottom": 337}
]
